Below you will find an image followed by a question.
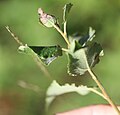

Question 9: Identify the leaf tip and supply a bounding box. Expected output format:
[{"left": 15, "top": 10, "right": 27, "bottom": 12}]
[
  {"left": 89, "top": 27, "right": 96, "bottom": 41},
  {"left": 63, "top": 3, "right": 73, "bottom": 22},
  {"left": 38, "top": 8, "right": 43, "bottom": 15},
  {"left": 100, "top": 50, "right": 104, "bottom": 56}
]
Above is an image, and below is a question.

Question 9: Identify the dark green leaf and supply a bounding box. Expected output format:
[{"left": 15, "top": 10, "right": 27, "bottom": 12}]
[
  {"left": 63, "top": 3, "right": 73, "bottom": 22},
  {"left": 38, "top": 8, "right": 59, "bottom": 28},
  {"left": 29, "top": 45, "right": 62, "bottom": 65},
  {"left": 87, "top": 42, "right": 104, "bottom": 67}
]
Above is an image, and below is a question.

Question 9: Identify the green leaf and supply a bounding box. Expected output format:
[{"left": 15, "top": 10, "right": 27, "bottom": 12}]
[
  {"left": 18, "top": 45, "right": 62, "bottom": 65},
  {"left": 38, "top": 8, "right": 59, "bottom": 28},
  {"left": 68, "top": 47, "right": 89, "bottom": 76},
  {"left": 67, "top": 28, "right": 103, "bottom": 76},
  {"left": 63, "top": 3, "right": 73, "bottom": 22},
  {"left": 46, "top": 80, "right": 91, "bottom": 109},
  {"left": 87, "top": 42, "right": 104, "bottom": 67}
]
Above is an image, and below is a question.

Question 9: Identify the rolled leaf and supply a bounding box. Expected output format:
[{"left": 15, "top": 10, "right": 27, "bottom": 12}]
[{"left": 38, "top": 8, "right": 59, "bottom": 28}]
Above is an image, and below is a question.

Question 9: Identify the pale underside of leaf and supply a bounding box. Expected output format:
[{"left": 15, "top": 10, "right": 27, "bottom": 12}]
[
  {"left": 68, "top": 48, "right": 89, "bottom": 76},
  {"left": 46, "top": 80, "right": 91, "bottom": 109}
]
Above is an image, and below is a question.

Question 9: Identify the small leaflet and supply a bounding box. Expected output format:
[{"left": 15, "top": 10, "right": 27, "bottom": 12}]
[{"left": 63, "top": 3, "right": 73, "bottom": 22}]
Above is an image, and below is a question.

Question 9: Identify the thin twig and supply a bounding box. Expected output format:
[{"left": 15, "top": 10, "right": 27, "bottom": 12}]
[
  {"left": 30, "top": 49, "right": 52, "bottom": 80},
  {"left": 44, "top": 18, "right": 70, "bottom": 47},
  {"left": 88, "top": 69, "right": 120, "bottom": 115},
  {"left": 5, "top": 26, "right": 52, "bottom": 80},
  {"left": 5, "top": 26, "right": 24, "bottom": 46},
  {"left": 18, "top": 80, "right": 42, "bottom": 94}
]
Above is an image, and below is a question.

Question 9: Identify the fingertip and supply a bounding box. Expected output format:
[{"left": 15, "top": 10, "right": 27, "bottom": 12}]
[{"left": 56, "top": 105, "right": 120, "bottom": 115}]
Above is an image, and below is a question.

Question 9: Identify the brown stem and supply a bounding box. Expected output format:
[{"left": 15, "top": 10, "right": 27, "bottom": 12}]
[
  {"left": 88, "top": 69, "right": 120, "bottom": 115},
  {"left": 5, "top": 26, "right": 24, "bottom": 46}
]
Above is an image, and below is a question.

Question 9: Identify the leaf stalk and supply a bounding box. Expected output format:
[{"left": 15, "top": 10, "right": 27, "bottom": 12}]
[
  {"left": 64, "top": 21, "right": 67, "bottom": 37},
  {"left": 53, "top": 24, "right": 70, "bottom": 47}
]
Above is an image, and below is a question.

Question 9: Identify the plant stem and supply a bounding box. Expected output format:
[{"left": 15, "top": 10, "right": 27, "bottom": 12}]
[
  {"left": 45, "top": 18, "right": 70, "bottom": 47},
  {"left": 88, "top": 88, "right": 106, "bottom": 100},
  {"left": 64, "top": 21, "right": 67, "bottom": 37},
  {"left": 62, "top": 48, "right": 68, "bottom": 52},
  {"left": 6, "top": 26, "right": 24, "bottom": 46},
  {"left": 88, "top": 69, "right": 120, "bottom": 115},
  {"left": 30, "top": 49, "right": 52, "bottom": 80},
  {"left": 53, "top": 24, "right": 70, "bottom": 47}
]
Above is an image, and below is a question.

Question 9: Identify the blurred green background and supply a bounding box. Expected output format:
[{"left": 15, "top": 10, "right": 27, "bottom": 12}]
[{"left": 0, "top": 0, "right": 120, "bottom": 115}]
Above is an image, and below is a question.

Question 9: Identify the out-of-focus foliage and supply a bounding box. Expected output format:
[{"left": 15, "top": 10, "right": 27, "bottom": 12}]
[{"left": 0, "top": 0, "right": 120, "bottom": 115}]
